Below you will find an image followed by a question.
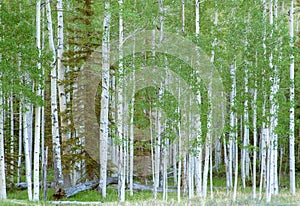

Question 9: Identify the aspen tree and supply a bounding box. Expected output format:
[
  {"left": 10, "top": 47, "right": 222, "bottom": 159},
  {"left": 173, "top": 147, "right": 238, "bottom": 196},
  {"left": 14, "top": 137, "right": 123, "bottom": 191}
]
[
  {"left": 9, "top": 94, "right": 14, "bottom": 183},
  {"left": 177, "top": 86, "right": 182, "bottom": 203},
  {"left": 252, "top": 52, "right": 258, "bottom": 199},
  {"left": 242, "top": 13, "right": 250, "bottom": 190},
  {"left": 289, "top": 0, "right": 296, "bottom": 195},
  {"left": 194, "top": 0, "right": 203, "bottom": 197},
  {"left": 0, "top": 77, "right": 6, "bottom": 200},
  {"left": 117, "top": 0, "right": 125, "bottom": 202},
  {"left": 129, "top": 0, "right": 137, "bottom": 196},
  {"left": 259, "top": 0, "right": 268, "bottom": 199},
  {"left": 23, "top": 97, "right": 33, "bottom": 201},
  {"left": 17, "top": 103, "right": 22, "bottom": 185},
  {"left": 57, "top": 0, "right": 71, "bottom": 187},
  {"left": 231, "top": 59, "right": 237, "bottom": 202},
  {"left": 99, "top": 0, "right": 111, "bottom": 198},
  {"left": 33, "top": 0, "right": 41, "bottom": 201},
  {"left": 0, "top": 3, "right": 6, "bottom": 199},
  {"left": 208, "top": 8, "right": 218, "bottom": 200},
  {"left": 46, "top": 0, "right": 64, "bottom": 189}
]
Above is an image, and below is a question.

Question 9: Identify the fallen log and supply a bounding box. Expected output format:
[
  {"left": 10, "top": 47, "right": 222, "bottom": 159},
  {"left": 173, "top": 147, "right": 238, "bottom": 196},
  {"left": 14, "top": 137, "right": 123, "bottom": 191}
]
[
  {"left": 49, "top": 201, "right": 103, "bottom": 205},
  {"left": 54, "top": 177, "right": 119, "bottom": 199},
  {"left": 63, "top": 180, "right": 98, "bottom": 198},
  {"left": 61, "top": 180, "right": 176, "bottom": 199},
  {"left": 132, "top": 183, "right": 177, "bottom": 193},
  {"left": 13, "top": 182, "right": 54, "bottom": 190}
]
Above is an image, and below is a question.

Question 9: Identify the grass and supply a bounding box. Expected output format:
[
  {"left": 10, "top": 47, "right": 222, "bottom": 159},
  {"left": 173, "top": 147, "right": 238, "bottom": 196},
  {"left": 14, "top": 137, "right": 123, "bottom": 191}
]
[
  {"left": 2, "top": 186, "right": 300, "bottom": 206},
  {"left": 3, "top": 174, "right": 300, "bottom": 205}
]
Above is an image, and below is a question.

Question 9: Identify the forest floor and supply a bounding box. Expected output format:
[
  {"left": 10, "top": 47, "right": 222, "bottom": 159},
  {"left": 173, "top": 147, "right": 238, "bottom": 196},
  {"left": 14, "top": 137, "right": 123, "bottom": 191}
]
[
  {"left": 2, "top": 186, "right": 300, "bottom": 206},
  {"left": 2, "top": 174, "right": 300, "bottom": 205}
]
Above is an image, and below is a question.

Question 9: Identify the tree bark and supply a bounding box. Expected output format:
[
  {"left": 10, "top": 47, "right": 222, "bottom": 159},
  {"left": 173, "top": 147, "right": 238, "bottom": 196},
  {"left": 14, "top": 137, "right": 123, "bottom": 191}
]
[
  {"left": 46, "top": 0, "right": 64, "bottom": 189},
  {"left": 99, "top": 0, "right": 111, "bottom": 198},
  {"left": 33, "top": 1, "right": 42, "bottom": 201},
  {"left": 289, "top": 0, "right": 296, "bottom": 195},
  {"left": 0, "top": 76, "right": 6, "bottom": 200},
  {"left": 57, "top": 0, "right": 71, "bottom": 188}
]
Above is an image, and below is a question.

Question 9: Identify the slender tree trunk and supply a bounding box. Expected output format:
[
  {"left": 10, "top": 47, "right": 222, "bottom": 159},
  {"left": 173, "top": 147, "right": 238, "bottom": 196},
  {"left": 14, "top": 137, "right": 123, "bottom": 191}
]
[
  {"left": 23, "top": 101, "right": 33, "bottom": 201},
  {"left": 177, "top": 88, "right": 182, "bottom": 203},
  {"left": 289, "top": 0, "right": 296, "bottom": 195},
  {"left": 252, "top": 52, "right": 258, "bottom": 199},
  {"left": 17, "top": 103, "right": 22, "bottom": 185},
  {"left": 43, "top": 147, "right": 48, "bottom": 200},
  {"left": 242, "top": 67, "right": 249, "bottom": 189},
  {"left": 202, "top": 133, "right": 210, "bottom": 197},
  {"left": 231, "top": 59, "right": 237, "bottom": 202},
  {"left": 99, "top": 0, "right": 111, "bottom": 198},
  {"left": 0, "top": 3, "right": 5, "bottom": 199},
  {"left": 46, "top": 0, "right": 64, "bottom": 189},
  {"left": 129, "top": 1, "right": 136, "bottom": 196},
  {"left": 194, "top": 0, "right": 203, "bottom": 197},
  {"left": 33, "top": 1, "right": 41, "bottom": 201},
  {"left": 57, "top": 0, "right": 71, "bottom": 187},
  {"left": 33, "top": 100, "right": 41, "bottom": 200},
  {"left": 270, "top": 0, "right": 279, "bottom": 196},
  {"left": 173, "top": 138, "right": 177, "bottom": 187},
  {"left": 0, "top": 75, "right": 6, "bottom": 200},
  {"left": 9, "top": 94, "right": 14, "bottom": 184},
  {"left": 117, "top": 0, "right": 125, "bottom": 201},
  {"left": 40, "top": 2, "right": 46, "bottom": 192},
  {"left": 259, "top": 0, "right": 267, "bottom": 200},
  {"left": 154, "top": 107, "right": 162, "bottom": 200}
]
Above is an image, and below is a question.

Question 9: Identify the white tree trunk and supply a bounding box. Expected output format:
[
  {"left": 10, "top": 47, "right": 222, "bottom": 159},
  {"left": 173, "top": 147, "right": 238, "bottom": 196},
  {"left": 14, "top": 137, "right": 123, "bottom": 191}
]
[
  {"left": 259, "top": 0, "right": 267, "bottom": 200},
  {"left": 242, "top": 64, "right": 249, "bottom": 189},
  {"left": 23, "top": 102, "right": 33, "bottom": 201},
  {"left": 0, "top": 74, "right": 7, "bottom": 200},
  {"left": 154, "top": 107, "right": 162, "bottom": 200},
  {"left": 9, "top": 94, "right": 14, "bottom": 183},
  {"left": 117, "top": 0, "right": 125, "bottom": 201},
  {"left": 33, "top": 0, "right": 41, "bottom": 200},
  {"left": 99, "top": 0, "right": 110, "bottom": 198},
  {"left": 57, "top": 0, "right": 70, "bottom": 187},
  {"left": 17, "top": 103, "right": 22, "bottom": 185},
  {"left": 129, "top": 72, "right": 135, "bottom": 196},
  {"left": 252, "top": 53, "right": 258, "bottom": 199},
  {"left": 202, "top": 135, "right": 210, "bottom": 197},
  {"left": 231, "top": 59, "right": 237, "bottom": 202},
  {"left": 177, "top": 87, "right": 182, "bottom": 203},
  {"left": 129, "top": 1, "right": 136, "bottom": 195},
  {"left": 0, "top": 4, "right": 5, "bottom": 199},
  {"left": 40, "top": 3, "right": 46, "bottom": 192},
  {"left": 194, "top": 0, "right": 203, "bottom": 196},
  {"left": 289, "top": 0, "right": 296, "bottom": 195},
  {"left": 46, "top": 0, "right": 63, "bottom": 188}
]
